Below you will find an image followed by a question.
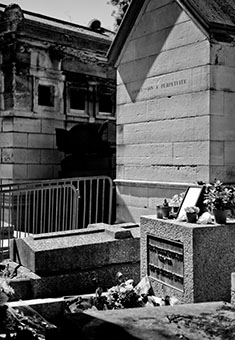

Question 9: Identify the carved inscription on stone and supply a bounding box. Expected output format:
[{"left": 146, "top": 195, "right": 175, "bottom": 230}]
[
  {"left": 147, "top": 235, "right": 183, "bottom": 291},
  {"left": 131, "top": 79, "right": 187, "bottom": 96}
]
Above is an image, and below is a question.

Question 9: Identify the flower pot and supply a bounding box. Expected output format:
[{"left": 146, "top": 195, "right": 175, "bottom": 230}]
[
  {"left": 162, "top": 206, "right": 171, "bottom": 218},
  {"left": 156, "top": 205, "right": 171, "bottom": 219},
  {"left": 213, "top": 209, "right": 228, "bottom": 224},
  {"left": 186, "top": 212, "right": 197, "bottom": 223},
  {"left": 172, "top": 206, "right": 179, "bottom": 214}
]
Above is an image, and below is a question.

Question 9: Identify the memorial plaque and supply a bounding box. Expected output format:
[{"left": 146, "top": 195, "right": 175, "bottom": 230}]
[{"left": 147, "top": 235, "right": 184, "bottom": 291}]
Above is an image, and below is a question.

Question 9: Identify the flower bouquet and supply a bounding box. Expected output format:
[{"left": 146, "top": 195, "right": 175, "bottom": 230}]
[
  {"left": 203, "top": 180, "right": 235, "bottom": 224},
  {"left": 169, "top": 192, "right": 185, "bottom": 207},
  {"left": 184, "top": 206, "right": 200, "bottom": 223}
]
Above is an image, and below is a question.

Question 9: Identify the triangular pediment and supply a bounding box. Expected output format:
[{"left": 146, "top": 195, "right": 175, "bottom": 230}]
[{"left": 108, "top": 0, "right": 235, "bottom": 64}]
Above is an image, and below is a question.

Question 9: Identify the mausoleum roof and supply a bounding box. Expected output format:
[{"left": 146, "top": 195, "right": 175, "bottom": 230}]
[
  {"left": 184, "top": 0, "right": 235, "bottom": 28},
  {"left": 0, "top": 3, "right": 115, "bottom": 42},
  {"left": 108, "top": 0, "right": 235, "bottom": 64}
]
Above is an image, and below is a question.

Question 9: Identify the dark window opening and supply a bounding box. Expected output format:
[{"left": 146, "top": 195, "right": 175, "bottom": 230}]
[
  {"left": 70, "top": 87, "right": 86, "bottom": 111},
  {"left": 99, "top": 92, "right": 113, "bottom": 115},
  {"left": 38, "top": 85, "right": 54, "bottom": 107}
]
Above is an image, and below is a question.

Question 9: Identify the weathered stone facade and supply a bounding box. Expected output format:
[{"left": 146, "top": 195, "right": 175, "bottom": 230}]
[
  {"left": 0, "top": 4, "right": 116, "bottom": 183},
  {"left": 108, "top": 0, "right": 235, "bottom": 223}
]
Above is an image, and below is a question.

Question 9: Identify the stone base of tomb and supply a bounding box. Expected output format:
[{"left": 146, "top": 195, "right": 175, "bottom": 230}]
[
  {"left": 140, "top": 215, "right": 235, "bottom": 303},
  {"left": 9, "top": 223, "right": 140, "bottom": 299}
]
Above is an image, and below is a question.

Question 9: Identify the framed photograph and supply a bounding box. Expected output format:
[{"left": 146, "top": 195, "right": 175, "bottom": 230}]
[{"left": 176, "top": 186, "right": 205, "bottom": 220}]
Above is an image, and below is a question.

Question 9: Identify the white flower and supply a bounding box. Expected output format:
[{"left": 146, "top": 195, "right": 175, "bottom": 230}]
[
  {"left": 0, "top": 278, "right": 14, "bottom": 296},
  {"left": 184, "top": 206, "right": 200, "bottom": 214}
]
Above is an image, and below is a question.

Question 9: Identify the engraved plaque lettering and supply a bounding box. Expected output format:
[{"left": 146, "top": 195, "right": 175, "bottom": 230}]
[{"left": 147, "top": 235, "right": 184, "bottom": 291}]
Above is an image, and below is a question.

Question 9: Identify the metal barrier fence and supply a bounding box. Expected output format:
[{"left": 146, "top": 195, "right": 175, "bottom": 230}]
[{"left": 0, "top": 176, "right": 113, "bottom": 260}]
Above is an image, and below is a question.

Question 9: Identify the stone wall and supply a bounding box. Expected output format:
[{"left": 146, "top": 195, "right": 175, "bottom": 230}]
[
  {"left": 0, "top": 4, "right": 116, "bottom": 184},
  {"left": 115, "top": 0, "right": 210, "bottom": 222},
  {"left": 115, "top": 179, "right": 188, "bottom": 223},
  {"left": 210, "top": 43, "right": 235, "bottom": 182},
  {"left": 0, "top": 46, "right": 65, "bottom": 182},
  {"left": 116, "top": 0, "right": 210, "bottom": 184},
  {"left": 0, "top": 116, "right": 63, "bottom": 182},
  {"left": 114, "top": 0, "right": 235, "bottom": 223}
]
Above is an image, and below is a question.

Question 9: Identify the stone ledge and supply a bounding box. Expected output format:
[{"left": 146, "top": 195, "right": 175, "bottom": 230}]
[
  {"left": 88, "top": 222, "right": 139, "bottom": 239},
  {"left": 7, "top": 297, "right": 65, "bottom": 322},
  {"left": 114, "top": 179, "right": 192, "bottom": 189},
  {"left": 32, "top": 228, "right": 105, "bottom": 240}
]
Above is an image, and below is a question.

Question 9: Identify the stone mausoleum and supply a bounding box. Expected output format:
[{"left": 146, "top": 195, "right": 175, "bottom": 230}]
[
  {"left": 0, "top": 4, "right": 116, "bottom": 184},
  {"left": 108, "top": 0, "right": 235, "bottom": 223}
]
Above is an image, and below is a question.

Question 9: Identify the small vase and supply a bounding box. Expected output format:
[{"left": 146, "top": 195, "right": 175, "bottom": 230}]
[
  {"left": 186, "top": 212, "right": 197, "bottom": 223},
  {"left": 156, "top": 205, "right": 172, "bottom": 219},
  {"left": 213, "top": 209, "right": 228, "bottom": 224},
  {"left": 162, "top": 206, "right": 171, "bottom": 218},
  {"left": 156, "top": 205, "right": 163, "bottom": 218},
  {"left": 172, "top": 206, "right": 179, "bottom": 214}
]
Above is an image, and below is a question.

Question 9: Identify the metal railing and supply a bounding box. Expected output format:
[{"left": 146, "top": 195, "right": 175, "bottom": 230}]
[{"left": 0, "top": 176, "right": 113, "bottom": 260}]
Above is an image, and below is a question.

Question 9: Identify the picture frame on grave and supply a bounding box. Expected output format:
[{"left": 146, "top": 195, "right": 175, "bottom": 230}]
[{"left": 176, "top": 185, "right": 205, "bottom": 220}]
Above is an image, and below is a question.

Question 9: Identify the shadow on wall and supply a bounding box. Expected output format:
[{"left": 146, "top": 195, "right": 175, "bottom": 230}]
[
  {"left": 118, "top": 2, "right": 182, "bottom": 102},
  {"left": 116, "top": 190, "right": 136, "bottom": 223}
]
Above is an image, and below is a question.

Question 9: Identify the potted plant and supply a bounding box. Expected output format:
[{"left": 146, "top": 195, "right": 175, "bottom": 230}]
[
  {"left": 184, "top": 206, "right": 200, "bottom": 223},
  {"left": 203, "top": 180, "right": 235, "bottom": 224},
  {"left": 169, "top": 192, "right": 185, "bottom": 214},
  {"left": 156, "top": 199, "right": 172, "bottom": 219}
]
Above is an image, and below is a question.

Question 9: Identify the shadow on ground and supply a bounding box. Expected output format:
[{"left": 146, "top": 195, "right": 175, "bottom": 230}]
[{"left": 51, "top": 312, "right": 141, "bottom": 340}]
